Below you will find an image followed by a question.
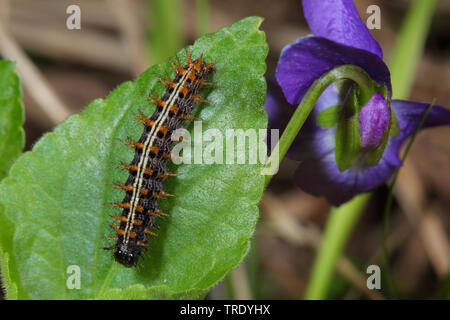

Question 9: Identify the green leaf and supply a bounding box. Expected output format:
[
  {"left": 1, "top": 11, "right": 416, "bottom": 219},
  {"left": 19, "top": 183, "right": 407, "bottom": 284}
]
[
  {"left": 0, "top": 61, "right": 25, "bottom": 180},
  {"left": 388, "top": 106, "right": 400, "bottom": 137},
  {"left": 334, "top": 89, "right": 362, "bottom": 172},
  {"left": 0, "top": 61, "right": 24, "bottom": 300},
  {"left": 0, "top": 250, "right": 18, "bottom": 300},
  {"left": 0, "top": 16, "right": 268, "bottom": 299},
  {"left": 316, "top": 105, "right": 339, "bottom": 129}
]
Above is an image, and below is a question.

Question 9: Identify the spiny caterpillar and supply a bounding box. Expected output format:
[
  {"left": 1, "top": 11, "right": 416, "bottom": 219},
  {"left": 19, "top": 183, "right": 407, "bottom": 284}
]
[{"left": 104, "top": 50, "right": 215, "bottom": 267}]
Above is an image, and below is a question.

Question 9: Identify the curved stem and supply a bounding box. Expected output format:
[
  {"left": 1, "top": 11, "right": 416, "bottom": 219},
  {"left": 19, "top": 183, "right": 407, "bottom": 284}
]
[
  {"left": 302, "top": 0, "right": 438, "bottom": 300},
  {"left": 263, "top": 64, "right": 374, "bottom": 187}
]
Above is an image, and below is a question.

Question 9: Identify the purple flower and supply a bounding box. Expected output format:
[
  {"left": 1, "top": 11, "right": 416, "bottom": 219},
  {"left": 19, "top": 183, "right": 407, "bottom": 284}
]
[
  {"left": 265, "top": 0, "right": 450, "bottom": 206},
  {"left": 359, "top": 93, "right": 390, "bottom": 149}
]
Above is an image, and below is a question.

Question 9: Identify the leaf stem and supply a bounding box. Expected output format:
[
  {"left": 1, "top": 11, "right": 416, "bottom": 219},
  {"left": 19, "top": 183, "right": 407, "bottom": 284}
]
[{"left": 263, "top": 65, "right": 374, "bottom": 187}]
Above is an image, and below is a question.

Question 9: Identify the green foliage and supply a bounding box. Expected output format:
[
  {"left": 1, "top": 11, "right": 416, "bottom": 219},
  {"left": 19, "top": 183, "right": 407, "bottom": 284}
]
[
  {"left": 316, "top": 105, "right": 339, "bottom": 129},
  {"left": 334, "top": 88, "right": 362, "bottom": 172},
  {"left": 0, "top": 17, "right": 268, "bottom": 299},
  {"left": 389, "top": 0, "right": 438, "bottom": 100},
  {"left": 0, "top": 61, "right": 25, "bottom": 180},
  {"left": 148, "top": 0, "right": 184, "bottom": 64}
]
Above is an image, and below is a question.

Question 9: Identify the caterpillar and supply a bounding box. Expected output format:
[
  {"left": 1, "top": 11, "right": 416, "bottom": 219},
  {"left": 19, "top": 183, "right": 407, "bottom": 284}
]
[{"left": 104, "top": 50, "right": 215, "bottom": 267}]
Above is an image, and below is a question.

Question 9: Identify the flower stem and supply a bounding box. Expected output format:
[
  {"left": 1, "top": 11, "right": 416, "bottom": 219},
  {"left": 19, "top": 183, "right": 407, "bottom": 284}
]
[
  {"left": 263, "top": 65, "right": 374, "bottom": 187},
  {"left": 262, "top": 66, "right": 375, "bottom": 298},
  {"left": 302, "top": 0, "right": 438, "bottom": 300},
  {"left": 304, "top": 193, "right": 371, "bottom": 300},
  {"left": 389, "top": 0, "right": 439, "bottom": 99},
  {"left": 148, "top": 0, "right": 184, "bottom": 64},
  {"left": 195, "top": 0, "right": 210, "bottom": 37}
]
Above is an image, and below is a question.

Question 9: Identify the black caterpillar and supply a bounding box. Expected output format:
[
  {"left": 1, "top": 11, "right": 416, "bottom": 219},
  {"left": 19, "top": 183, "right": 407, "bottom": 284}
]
[{"left": 104, "top": 50, "right": 215, "bottom": 267}]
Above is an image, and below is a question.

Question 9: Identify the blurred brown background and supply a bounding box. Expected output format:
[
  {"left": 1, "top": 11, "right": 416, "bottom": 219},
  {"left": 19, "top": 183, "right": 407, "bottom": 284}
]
[{"left": 0, "top": 0, "right": 449, "bottom": 299}]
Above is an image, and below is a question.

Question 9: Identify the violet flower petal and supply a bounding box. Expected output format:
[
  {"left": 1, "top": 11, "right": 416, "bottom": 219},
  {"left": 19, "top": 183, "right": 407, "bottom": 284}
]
[
  {"left": 276, "top": 36, "right": 391, "bottom": 105},
  {"left": 266, "top": 44, "right": 450, "bottom": 205},
  {"left": 359, "top": 93, "right": 390, "bottom": 149},
  {"left": 265, "top": 77, "right": 292, "bottom": 135},
  {"left": 302, "top": 0, "right": 383, "bottom": 58},
  {"left": 383, "top": 100, "right": 450, "bottom": 167},
  {"left": 290, "top": 97, "right": 450, "bottom": 206}
]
